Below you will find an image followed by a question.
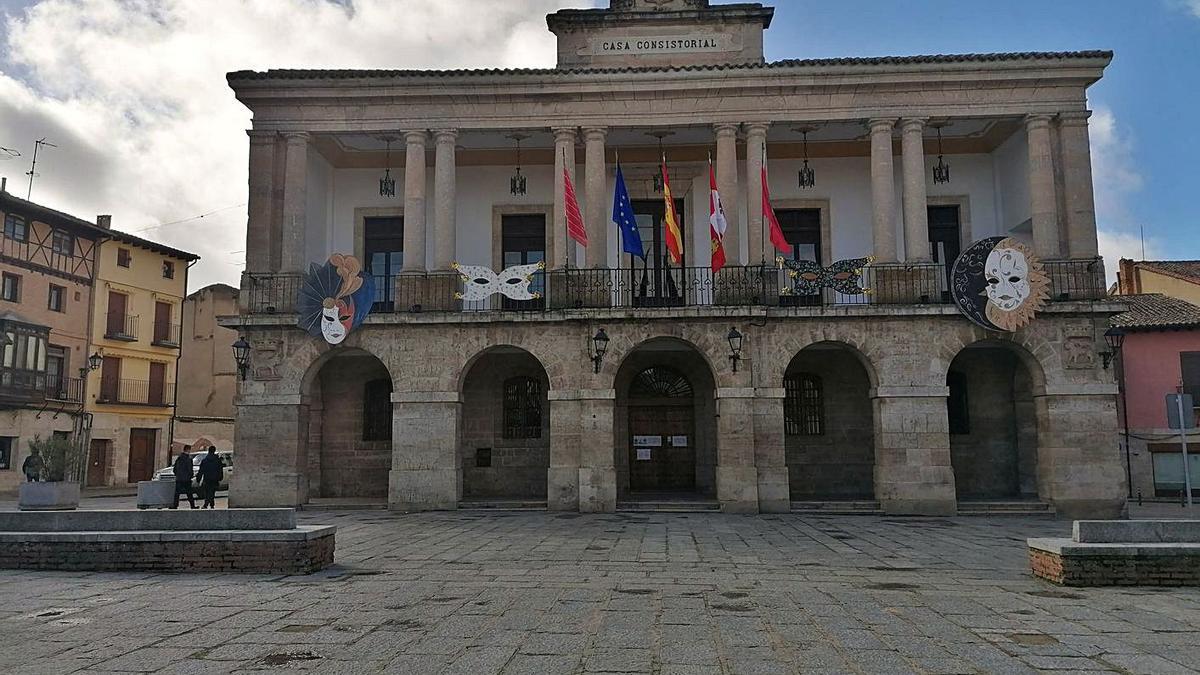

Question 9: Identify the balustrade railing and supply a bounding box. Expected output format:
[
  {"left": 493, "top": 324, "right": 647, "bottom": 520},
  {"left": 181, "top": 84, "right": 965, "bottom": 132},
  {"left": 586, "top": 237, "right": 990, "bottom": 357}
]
[
  {"left": 0, "top": 369, "right": 83, "bottom": 403},
  {"left": 97, "top": 378, "right": 174, "bottom": 407},
  {"left": 152, "top": 322, "right": 181, "bottom": 347},
  {"left": 104, "top": 312, "right": 138, "bottom": 340}
]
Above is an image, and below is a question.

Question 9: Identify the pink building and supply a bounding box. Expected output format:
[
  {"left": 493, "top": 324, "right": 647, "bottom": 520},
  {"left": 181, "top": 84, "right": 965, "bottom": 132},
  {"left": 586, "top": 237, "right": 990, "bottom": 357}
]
[{"left": 1113, "top": 294, "right": 1200, "bottom": 500}]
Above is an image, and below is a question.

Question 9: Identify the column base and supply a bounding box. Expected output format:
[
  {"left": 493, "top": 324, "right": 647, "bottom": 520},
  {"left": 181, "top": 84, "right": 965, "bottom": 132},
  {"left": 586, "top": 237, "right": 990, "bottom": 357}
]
[
  {"left": 578, "top": 467, "right": 616, "bottom": 513},
  {"left": 756, "top": 466, "right": 790, "bottom": 513},
  {"left": 717, "top": 465, "right": 760, "bottom": 514},
  {"left": 229, "top": 472, "right": 305, "bottom": 508},
  {"left": 389, "top": 468, "right": 459, "bottom": 511},
  {"left": 547, "top": 466, "right": 580, "bottom": 511}
]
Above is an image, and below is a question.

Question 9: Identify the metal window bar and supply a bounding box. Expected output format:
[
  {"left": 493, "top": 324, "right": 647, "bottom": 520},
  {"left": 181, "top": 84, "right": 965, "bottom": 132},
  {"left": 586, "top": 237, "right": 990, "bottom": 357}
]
[
  {"left": 104, "top": 312, "right": 139, "bottom": 340},
  {"left": 96, "top": 378, "right": 175, "bottom": 406}
]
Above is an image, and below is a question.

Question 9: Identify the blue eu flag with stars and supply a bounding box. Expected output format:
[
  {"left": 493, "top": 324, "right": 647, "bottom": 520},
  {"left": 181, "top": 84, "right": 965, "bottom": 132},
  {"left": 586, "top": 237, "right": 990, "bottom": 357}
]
[{"left": 612, "top": 164, "right": 644, "bottom": 259}]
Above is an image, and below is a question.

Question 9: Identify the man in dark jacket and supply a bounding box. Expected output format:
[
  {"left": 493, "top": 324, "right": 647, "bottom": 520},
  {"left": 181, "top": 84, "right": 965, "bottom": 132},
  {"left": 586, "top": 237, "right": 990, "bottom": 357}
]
[
  {"left": 171, "top": 452, "right": 196, "bottom": 509},
  {"left": 197, "top": 447, "right": 224, "bottom": 509}
]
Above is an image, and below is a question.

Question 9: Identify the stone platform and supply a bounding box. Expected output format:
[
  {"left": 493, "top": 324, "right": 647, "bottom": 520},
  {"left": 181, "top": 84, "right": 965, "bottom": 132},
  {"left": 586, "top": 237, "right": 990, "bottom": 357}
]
[
  {"left": 0, "top": 508, "right": 334, "bottom": 575},
  {"left": 1028, "top": 519, "right": 1200, "bottom": 586}
]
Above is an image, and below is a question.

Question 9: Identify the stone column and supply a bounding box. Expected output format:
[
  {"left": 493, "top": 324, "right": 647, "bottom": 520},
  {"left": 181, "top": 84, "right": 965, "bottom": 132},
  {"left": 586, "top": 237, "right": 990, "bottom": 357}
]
[
  {"left": 583, "top": 127, "right": 608, "bottom": 268},
  {"left": 1025, "top": 114, "right": 1062, "bottom": 258},
  {"left": 230, "top": 398, "right": 309, "bottom": 507},
  {"left": 552, "top": 127, "right": 577, "bottom": 269},
  {"left": 390, "top": 391, "right": 460, "bottom": 510},
  {"left": 1035, "top": 389, "right": 1125, "bottom": 518},
  {"left": 872, "top": 386, "right": 957, "bottom": 515},
  {"left": 753, "top": 388, "right": 790, "bottom": 513},
  {"left": 576, "top": 389, "right": 617, "bottom": 512},
  {"left": 280, "top": 131, "right": 310, "bottom": 272},
  {"left": 547, "top": 395, "right": 581, "bottom": 510},
  {"left": 1058, "top": 111, "right": 1100, "bottom": 258},
  {"left": 715, "top": 123, "right": 741, "bottom": 265},
  {"left": 716, "top": 387, "right": 760, "bottom": 513},
  {"left": 246, "top": 131, "right": 278, "bottom": 274},
  {"left": 432, "top": 129, "right": 457, "bottom": 270},
  {"left": 868, "top": 119, "right": 898, "bottom": 262},
  {"left": 899, "top": 118, "right": 931, "bottom": 262},
  {"left": 744, "top": 123, "right": 769, "bottom": 264},
  {"left": 402, "top": 130, "right": 428, "bottom": 273}
]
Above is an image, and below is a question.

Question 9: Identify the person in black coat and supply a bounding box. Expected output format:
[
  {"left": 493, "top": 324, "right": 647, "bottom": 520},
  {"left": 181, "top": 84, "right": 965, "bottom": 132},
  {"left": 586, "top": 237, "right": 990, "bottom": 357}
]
[
  {"left": 171, "top": 452, "right": 196, "bottom": 509},
  {"left": 197, "top": 447, "right": 224, "bottom": 509}
]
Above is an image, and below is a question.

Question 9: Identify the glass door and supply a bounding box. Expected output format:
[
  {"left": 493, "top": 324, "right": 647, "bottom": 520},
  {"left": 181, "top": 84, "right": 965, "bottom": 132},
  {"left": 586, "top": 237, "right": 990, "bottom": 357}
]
[
  {"left": 364, "top": 216, "right": 403, "bottom": 312},
  {"left": 630, "top": 199, "right": 685, "bottom": 307},
  {"left": 500, "top": 214, "right": 546, "bottom": 310}
]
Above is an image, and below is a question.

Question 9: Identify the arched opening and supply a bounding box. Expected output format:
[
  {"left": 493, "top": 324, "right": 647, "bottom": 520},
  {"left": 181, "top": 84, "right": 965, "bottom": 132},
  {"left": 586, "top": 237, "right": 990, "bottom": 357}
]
[
  {"left": 784, "top": 342, "right": 875, "bottom": 501},
  {"left": 947, "top": 342, "right": 1040, "bottom": 501},
  {"left": 459, "top": 347, "right": 550, "bottom": 502},
  {"left": 304, "top": 351, "right": 393, "bottom": 500},
  {"left": 614, "top": 339, "right": 717, "bottom": 501}
]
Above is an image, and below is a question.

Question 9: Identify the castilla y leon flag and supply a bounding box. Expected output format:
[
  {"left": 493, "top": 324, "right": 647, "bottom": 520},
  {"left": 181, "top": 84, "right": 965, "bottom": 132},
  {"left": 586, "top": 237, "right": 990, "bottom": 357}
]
[
  {"left": 709, "top": 161, "right": 728, "bottom": 273},
  {"left": 661, "top": 159, "right": 684, "bottom": 265},
  {"left": 762, "top": 166, "right": 790, "bottom": 255},
  {"left": 564, "top": 166, "right": 588, "bottom": 249}
]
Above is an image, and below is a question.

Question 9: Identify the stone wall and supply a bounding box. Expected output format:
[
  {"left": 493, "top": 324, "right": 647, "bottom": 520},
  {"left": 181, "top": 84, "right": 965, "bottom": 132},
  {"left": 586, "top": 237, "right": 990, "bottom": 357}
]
[
  {"left": 1030, "top": 546, "right": 1200, "bottom": 587},
  {"left": 313, "top": 354, "right": 391, "bottom": 498}
]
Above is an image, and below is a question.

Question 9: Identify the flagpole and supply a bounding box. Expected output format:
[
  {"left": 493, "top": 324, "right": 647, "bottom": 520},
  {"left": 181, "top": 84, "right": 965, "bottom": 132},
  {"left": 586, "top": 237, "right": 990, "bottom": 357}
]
[
  {"left": 760, "top": 143, "right": 766, "bottom": 266},
  {"left": 562, "top": 147, "right": 569, "bottom": 270}
]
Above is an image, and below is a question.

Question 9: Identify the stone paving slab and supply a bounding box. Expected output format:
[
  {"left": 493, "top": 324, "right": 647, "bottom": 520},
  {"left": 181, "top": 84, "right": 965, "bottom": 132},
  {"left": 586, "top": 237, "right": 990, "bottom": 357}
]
[{"left": 0, "top": 510, "right": 1197, "bottom": 673}]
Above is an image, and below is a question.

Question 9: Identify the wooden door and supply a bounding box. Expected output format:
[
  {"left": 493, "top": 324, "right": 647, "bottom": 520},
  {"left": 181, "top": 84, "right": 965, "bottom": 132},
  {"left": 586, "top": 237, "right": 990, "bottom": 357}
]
[
  {"left": 99, "top": 356, "right": 120, "bottom": 402},
  {"left": 87, "top": 439, "right": 110, "bottom": 487},
  {"left": 148, "top": 362, "right": 166, "bottom": 406},
  {"left": 106, "top": 291, "right": 126, "bottom": 335},
  {"left": 127, "top": 429, "right": 157, "bottom": 483},
  {"left": 153, "top": 301, "right": 171, "bottom": 343},
  {"left": 628, "top": 405, "right": 696, "bottom": 492}
]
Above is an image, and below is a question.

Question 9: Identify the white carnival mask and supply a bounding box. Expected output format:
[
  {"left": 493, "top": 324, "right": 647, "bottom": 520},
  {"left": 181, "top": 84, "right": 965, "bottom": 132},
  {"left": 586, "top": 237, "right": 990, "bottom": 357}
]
[
  {"left": 320, "top": 304, "right": 349, "bottom": 344},
  {"left": 984, "top": 247, "right": 1030, "bottom": 312},
  {"left": 454, "top": 262, "right": 544, "bottom": 302}
]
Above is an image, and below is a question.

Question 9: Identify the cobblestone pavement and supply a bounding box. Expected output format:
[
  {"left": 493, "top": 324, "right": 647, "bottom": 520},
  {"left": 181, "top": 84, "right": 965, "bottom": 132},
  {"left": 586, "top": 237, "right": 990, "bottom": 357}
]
[{"left": 1, "top": 511, "right": 1199, "bottom": 674}]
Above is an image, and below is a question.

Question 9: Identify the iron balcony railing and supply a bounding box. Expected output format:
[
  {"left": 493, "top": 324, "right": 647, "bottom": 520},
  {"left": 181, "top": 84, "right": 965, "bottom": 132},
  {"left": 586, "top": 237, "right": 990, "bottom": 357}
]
[
  {"left": 104, "top": 312, "right": 138, "bottom": 341},
  {"left": 152, "top": 322, "right": 181, "bottom": 347},
  {"left": 243, "top": 259, "right": 1109, "bottom": 315},
  {"left": 97, "top": 378, "right": 175, "bottom": 407},
  {"left": 0, "top": 369, "right": 83, "bottom": 403}
]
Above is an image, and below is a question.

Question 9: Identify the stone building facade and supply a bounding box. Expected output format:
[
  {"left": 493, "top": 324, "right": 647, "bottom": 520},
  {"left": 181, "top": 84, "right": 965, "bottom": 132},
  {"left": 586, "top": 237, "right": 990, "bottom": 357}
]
[{"left": 226, "top": 0, "right": 1126, "bottom": 517}]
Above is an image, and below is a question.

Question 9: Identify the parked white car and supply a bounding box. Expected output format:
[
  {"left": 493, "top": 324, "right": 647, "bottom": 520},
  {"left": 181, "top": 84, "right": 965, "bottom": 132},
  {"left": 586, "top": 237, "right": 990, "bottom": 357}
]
[{"left": 154, "top": 451, "right": 233, "bottom": 491}]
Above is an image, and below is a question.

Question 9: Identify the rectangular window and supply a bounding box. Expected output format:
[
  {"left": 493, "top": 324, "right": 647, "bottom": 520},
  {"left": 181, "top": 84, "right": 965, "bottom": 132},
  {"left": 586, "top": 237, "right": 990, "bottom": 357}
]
[
  {"left": 117, "top": 248, "right": 131, "bottom": 268},
  {"left": 364, "top": 216, "right": 403, "bottom": 310},
  {"left": 777, "top": 209, "right": 822, "bottom": 265},
  {"left": 51, "top": 230, "right": 74, "bottom": 256},
  {"left": 162, "top": 260, "right": 175, "bottom": 279},
  {"left": 46, "top": 345, "right": 66, "bottom": 398},
  {"left": 0, "top": 437, "right": 12, "bottom": 470},
  {"left": 48, "top": 284, "right": 65, "bottom": 312},
  {"left": 1151, "top": 444, "right": 1200, "bottom": 498},
  {"left": 500, "top": 214, "right": 546, "bottom": 310},
  {"left": 1182, "top": 352, "right": 1200, "bottom": 405},
  {"left": 1, "top": 273, "right": 20, "bottom": 303},
  {"left": 4, "top": 214, "right": 27, "bottom": 242},
  {"left": 153, "top": 301, "right": 172, "bottom": 344}
]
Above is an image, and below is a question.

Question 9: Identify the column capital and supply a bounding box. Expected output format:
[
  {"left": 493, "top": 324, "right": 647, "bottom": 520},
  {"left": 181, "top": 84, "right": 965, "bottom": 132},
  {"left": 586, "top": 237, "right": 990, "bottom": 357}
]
[
  {"left": 744, "top": 122, "right": 771, "bottom": 136},
  {"left": 552, "top": 126, "right": 578, "bottom": 141},
  {"left": 581, "top": 126, "right": 608, "bottom": 141},
  {"left": 247, "top": 129, "right": 278, "bottom": 144},
  {"left": 404, "top": 129, "right": 429, "bottom": 144},
  {"left": 432, "top": 128, "right": 458, "bottom": 144},
  {"left": 280, "top": 131, "right": 311, "bottom": 143},
  {"left": 1057, "top": 110, "right": 1093, "bottom": 126},
  {"left": 714, "top": 122, "right": 740, "bottom": 137},
  {"left": 898, "top": 117, "right": 928, "bottom": 132},
  {"left": 1024, "top": 113, "right": 1055, "bottom": 128},
  {"left": 867, "top": 118, "right": 897, "bottom": 133}
]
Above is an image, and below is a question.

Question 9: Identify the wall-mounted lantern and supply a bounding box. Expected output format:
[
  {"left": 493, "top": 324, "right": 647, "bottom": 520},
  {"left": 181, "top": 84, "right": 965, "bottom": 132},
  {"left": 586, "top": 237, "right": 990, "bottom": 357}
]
[
  {"left": 590, "top": 328, "right": 609, "bottom": 374},
  {"left": 232, "top": 337, "right": 251, "bottom": 381},
  {"left": 726, "top": 327, "right": 744, "bottom": 372},
  {"left": 1102, "top": 326, "right": 1125, "bottom": 370}
]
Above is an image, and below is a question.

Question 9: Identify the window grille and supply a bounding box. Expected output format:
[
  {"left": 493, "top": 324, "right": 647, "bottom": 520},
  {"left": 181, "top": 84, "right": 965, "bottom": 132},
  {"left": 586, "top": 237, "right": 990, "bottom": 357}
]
[
  {"left": 784, "top": 372, "right": 824, "bottom": 436},
  {"left": 503, "top": 376, "right": 542, "bottom": 439},
  {"left": 362, "top": 378, "right": 392, "bottom": 442}
]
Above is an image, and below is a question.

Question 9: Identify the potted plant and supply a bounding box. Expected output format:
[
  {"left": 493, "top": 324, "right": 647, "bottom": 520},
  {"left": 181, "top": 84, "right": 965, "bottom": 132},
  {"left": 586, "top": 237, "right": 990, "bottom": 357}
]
[{"left": 18, "top": 434, "right": 81, "bottom": 511}]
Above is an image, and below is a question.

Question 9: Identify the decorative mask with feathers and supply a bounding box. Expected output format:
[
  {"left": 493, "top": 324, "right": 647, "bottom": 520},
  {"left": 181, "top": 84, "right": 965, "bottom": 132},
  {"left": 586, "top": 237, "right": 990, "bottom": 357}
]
[{"left": 297, "top": 254, "right": 375, "bottom": 344}]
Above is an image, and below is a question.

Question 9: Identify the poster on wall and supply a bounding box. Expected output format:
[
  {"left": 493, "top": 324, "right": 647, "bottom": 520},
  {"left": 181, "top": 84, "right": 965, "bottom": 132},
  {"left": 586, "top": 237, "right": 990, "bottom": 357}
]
[
  {"left": 950, "top": 237, "right": 1049, "bottom": 332},
  {"left": 669, "top": 436, "right": 688, "bottom": 447},
  {"left": 636, "top": 448, "right": 653, "bottom": 461},
  {"left": 633, "top": 435, "right": 663, "bottom": 447},
  {"left": 297, "top": 254, "right": 375, "bottom": 345}
]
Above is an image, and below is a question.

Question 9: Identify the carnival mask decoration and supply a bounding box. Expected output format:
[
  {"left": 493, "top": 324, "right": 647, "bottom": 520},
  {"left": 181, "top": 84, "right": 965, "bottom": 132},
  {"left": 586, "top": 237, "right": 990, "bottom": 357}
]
[
  {"left": 951, "top": 237, "right": 1048, "bottom": 332},
  {"left": 778, "top": 256, "right": 874, "bottom": 296},
  {"left": 297, "top": 254, "right": 375, "bottom": 345},
  {"left": 453, "top": 261, "right": 545, "bottom": 302}
]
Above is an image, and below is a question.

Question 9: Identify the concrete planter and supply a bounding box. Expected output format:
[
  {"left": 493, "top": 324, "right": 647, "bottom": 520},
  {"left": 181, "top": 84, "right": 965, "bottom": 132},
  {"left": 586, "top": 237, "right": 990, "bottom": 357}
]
[
  {"left": 136, "top": 480, "right": 176, "bottom": 510},
  {"left": 18, "top": 482, "right": 80, "bottom": 511}
]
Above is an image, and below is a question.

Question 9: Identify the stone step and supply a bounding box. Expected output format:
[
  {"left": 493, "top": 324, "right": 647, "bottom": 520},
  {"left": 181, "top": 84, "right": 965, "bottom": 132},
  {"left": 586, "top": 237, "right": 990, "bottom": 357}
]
[
  {"left": 302, "top": 499, "right": 389, "bottom": 511},
  {"left": 459, "top": 500, "right": 548, "bottom": 510},
  {"left": 791, "top": 501, "right": 882, "bottom": 514},
  {"left": 617, "top": 501, "right": 721, "bottom": 512},
  {"left": 957, "top": 501, "right": 1053, "bottom": 515}
]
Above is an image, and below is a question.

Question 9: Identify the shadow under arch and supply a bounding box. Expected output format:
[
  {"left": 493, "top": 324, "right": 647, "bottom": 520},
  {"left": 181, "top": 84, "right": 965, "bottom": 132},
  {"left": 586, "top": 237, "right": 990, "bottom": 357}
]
[
  {"left": 612, "top": 336, "right": 719, "bottom": 501},
  {"left": 458, "top": 344, "right": 552, "bottom": 501},
  {"left": 782, "top": 341, "right": 876, "bottom": 501},
  {"left": 945, "top": 338, "right": 1045, "bottom": 501}
]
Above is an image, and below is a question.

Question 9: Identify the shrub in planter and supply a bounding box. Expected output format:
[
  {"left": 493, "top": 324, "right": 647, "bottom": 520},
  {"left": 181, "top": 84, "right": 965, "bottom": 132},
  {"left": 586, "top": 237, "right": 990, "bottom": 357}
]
[{"left": 18, "top": 435, "right": 82, "bottom": 511}]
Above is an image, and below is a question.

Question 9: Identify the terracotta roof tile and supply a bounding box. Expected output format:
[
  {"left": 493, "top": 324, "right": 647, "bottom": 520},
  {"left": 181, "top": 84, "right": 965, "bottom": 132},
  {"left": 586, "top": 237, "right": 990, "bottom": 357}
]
[
  {"left": 1111, "top": 294, "right": 1200, "bottom": 331},
  {"left": 1138, "top": 260, "right": 1200, "bottom": 284}
]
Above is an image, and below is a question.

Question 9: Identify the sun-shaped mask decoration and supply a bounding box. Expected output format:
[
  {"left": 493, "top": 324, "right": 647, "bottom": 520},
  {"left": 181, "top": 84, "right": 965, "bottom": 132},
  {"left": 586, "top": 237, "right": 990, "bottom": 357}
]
[{"left": 951, "top": 237, "right": 1049, "bottom": 332}]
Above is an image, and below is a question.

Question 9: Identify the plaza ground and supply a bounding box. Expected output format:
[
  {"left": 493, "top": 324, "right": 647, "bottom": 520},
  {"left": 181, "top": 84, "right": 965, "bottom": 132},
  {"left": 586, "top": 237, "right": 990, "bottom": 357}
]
[{"left": 0, "top": 508, "right": 1198, "bottom": 674}]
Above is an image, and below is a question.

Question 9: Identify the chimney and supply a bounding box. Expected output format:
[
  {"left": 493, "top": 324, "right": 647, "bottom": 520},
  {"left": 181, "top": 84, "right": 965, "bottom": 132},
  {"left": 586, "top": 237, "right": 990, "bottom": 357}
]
[
  {"left": 96, "top": 214, "right": 112, "bottom": 230},
  {"left": 1117, "top": 258, "right": 1137, "bottom": 295},
  {"left": 1, "top": 177, "right": 6, "bottom": 193}
]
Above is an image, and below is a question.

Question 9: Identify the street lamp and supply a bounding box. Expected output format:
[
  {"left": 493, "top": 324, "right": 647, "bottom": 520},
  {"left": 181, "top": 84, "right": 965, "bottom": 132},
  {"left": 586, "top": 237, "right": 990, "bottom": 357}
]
[
  {"left": 726, "top": 327, "right": 744, "bottom": 372},
  {"left": 589, "top": 328, "right": 609, "bottom": 374},
  {"left": 1102, "top": 326, "right": 1125, "bottom": 370},
  {"left": 232, "top": 337, "right": 251, "bottom": 381},
  {"left": 79, "top": 351, "right": 102, "bottom": 378}
]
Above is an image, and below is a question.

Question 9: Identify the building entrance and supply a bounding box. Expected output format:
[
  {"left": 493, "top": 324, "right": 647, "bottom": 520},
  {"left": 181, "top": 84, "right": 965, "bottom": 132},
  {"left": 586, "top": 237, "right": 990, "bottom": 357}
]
[{"left": 627, "top": 366, "right": 697, "bottom": 494}]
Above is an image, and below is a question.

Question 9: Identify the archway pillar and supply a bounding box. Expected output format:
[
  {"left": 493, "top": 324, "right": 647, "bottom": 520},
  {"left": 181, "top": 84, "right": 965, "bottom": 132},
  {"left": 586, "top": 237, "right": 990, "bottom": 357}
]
[
  {"left": 1034, "top": 387, "right": 1126, "bottom": 519},
  {"left": 753, "top": 387, "right": 790, "bottom": 513},
  {"left": 230, "top": 395, "right": 309, "bottom": 507},
  {"left": 872, "top": 386, "right": 957, "bottom": 515},
  {"left": 567, "top": 388, "right": 617, "bottom": 513},
  {"left": 546, "top": 390, "right": 595, "bottom": 511},
  {"left": 716, "top": 387, "right": 760, "bottom": 513},
  {"left": 390, "top": 391, "right": 462, "bottom": 511}
]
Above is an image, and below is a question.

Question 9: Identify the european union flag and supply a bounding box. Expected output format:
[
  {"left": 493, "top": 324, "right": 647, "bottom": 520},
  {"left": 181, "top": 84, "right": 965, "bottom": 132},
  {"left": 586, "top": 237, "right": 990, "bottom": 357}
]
[{"left": 612, "top": 164, "right": 644, "bottom": 259}]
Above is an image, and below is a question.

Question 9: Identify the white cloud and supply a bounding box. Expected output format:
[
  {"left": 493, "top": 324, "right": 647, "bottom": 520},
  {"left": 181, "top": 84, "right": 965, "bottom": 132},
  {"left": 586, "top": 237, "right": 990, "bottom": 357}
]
[
  {"left": 0, "top": 0, "right": 595, "bottom": 289},
  {"left": 1168, "top": 0, "right": 1200, "bottom": 19},
  {"left": 1088, "top": 105, "right": 1152, "bottom": 285}
]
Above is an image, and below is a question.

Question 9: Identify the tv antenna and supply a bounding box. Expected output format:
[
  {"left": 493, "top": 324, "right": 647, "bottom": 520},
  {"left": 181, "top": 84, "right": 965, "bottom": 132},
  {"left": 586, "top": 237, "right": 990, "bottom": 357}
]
[
  {"left": 26, "top": 137, "right": 57, "bottom": 199},
  {"left": 0, "top": 146, "right": 19, "bottom": 160}
]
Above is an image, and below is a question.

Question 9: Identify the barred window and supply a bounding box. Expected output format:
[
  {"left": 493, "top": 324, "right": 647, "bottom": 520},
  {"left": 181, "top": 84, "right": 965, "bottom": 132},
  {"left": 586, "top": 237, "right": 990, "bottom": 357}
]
[
  {"left": 362, "top": 378, "right": 392, "bottom": 442},
  {"left": 503, "top": 376, "right": 542, "bottom": 439},
  {"left": 784, "top": 373, "right": 824, "bottom": 436}
]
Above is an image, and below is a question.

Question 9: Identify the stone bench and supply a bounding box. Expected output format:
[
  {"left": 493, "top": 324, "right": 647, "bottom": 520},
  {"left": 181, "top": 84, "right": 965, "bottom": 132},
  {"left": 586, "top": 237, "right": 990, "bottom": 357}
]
[
  {"left": 1028, "top": 520, "right": 1200, "bottom": 587},
  {"left": 0, "top": 508, "right": 334, "bottom": 575}
]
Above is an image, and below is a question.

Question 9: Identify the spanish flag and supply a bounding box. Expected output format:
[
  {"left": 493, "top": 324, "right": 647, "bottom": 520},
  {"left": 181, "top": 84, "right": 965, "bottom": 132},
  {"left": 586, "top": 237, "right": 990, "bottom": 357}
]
[{"left": 661, "top": 158, "right": 684, "bottom": 265}]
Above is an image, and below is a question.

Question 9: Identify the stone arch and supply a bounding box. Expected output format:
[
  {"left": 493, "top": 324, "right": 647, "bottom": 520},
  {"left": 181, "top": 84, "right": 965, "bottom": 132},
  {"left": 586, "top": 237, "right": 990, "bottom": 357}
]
[
  {"left": 449, "top": 336, "right": 568, "bottom": 394},
  {"left": 601, "top": 329, "right": 731, "bottom": 390},
  {"left": 782, "top": 341, "right": 876, "bottom": 501},
  {"left": 760, "top": 330, "right": 881, "bottom": 392},
  {"left": 944, "top": 338, "right": 1044, "bottom": 501},
  {"left": 612, "top": 337, "right": 719, "bottom": 500},
  {"left": 458, "top": 345, "right": 551, "bottom": 501}
]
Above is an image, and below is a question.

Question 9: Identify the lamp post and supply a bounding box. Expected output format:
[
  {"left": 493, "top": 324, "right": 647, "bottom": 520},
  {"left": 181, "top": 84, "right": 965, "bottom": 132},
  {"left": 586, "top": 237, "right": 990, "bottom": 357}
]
[
  {"left": 1102, "top": 326, "right": 1124, "bottom": 370},
  {"left": 1103, "top": 327, "right": 1132, "bottom": 497},
  {"left": 232, "top": 337, "right": 251, "bottom": 381},
  {"left": 726, "top": 327, "right": 744, "bottom": 372},
  {"left": 589, "top": 328, "right": 609, "bottom": 374}
]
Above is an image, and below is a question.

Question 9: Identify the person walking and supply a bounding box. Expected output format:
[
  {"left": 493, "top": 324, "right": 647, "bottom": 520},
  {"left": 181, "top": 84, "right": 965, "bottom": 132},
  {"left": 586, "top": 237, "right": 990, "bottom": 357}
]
[
  {"left": 171, "top": 452, "right": 196, "bottom": 509},
  {"left": 197, "top": 447, "right": 224, "bottom": 509}
]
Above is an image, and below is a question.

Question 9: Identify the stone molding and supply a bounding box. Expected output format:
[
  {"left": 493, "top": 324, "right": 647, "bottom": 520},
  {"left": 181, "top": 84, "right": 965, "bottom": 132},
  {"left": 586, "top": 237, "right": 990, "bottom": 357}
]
[
  {"left": 239, "top": 395, "right": 304, "bottom": 406},
  {"left": 873, "top": 385, "right": 950, "bottom": 398},
  {"left": 391, "top": 391, "right": 461, "bottom": 404},
  {"left": 549, "top": 388, "right": 617, "bottom": 401},
  {"left": 1039, "top": 384, "right": 1119, "bottom": 396},
  {"left": 716, "top": 387, "right": 756, "bottom": 399}
]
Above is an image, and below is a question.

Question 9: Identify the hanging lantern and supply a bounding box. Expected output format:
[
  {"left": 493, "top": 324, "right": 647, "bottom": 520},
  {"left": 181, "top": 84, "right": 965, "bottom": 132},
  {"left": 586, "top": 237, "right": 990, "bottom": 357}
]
[
  {"left": 647, "top": 131, "right": 675, "bottom": 193},
  {"left": 932, "top": 122, "right": 951, "bottom": 184},
  {"left": 796, "top": 126, "right": 816, "bottom": 189},
  {"left": 509, "top": 133, "right": 528, "bottom": 196},
  {"left": 379, "top": 136, "right": 396, "bottom": 197}
]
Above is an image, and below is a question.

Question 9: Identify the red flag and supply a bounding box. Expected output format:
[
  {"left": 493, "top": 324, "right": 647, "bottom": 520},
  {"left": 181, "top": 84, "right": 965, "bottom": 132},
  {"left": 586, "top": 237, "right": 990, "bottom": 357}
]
[
  {"left": 564, "top": 167, "right": 587, "bottom": 248},
  {"left": 762, "top": 166, "right": 790, "bottom": 255},
  {"left": 661, "top": 160, "right": 684, "bottom": 265},
  {"left": 709, "top": 163, "right": 727, "bottom": 274}
]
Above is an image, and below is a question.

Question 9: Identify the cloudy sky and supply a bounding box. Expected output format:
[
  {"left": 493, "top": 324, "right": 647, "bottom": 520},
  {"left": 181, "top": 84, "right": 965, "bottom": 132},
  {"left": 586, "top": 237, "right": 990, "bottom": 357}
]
[{"left": 1, "top": 0, "right": 1197, "bottom": 289}]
